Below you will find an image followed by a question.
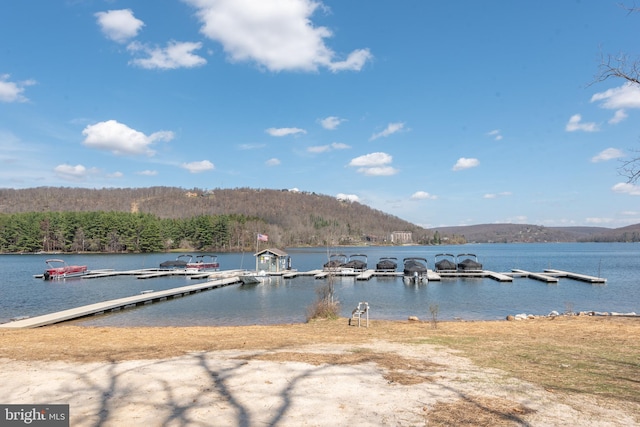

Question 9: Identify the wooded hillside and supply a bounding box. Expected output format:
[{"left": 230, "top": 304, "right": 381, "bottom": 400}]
[
  {"left": 0, "top": 187, "right": 433, "bottom": 251},
  {"left": 1, "top": 187, "right": 637, "bottom": 253}
]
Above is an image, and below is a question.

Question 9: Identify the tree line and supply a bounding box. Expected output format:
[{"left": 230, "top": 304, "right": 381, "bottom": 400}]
[{"left": 0, "top": 211, "right": 264, "bottom": 254}]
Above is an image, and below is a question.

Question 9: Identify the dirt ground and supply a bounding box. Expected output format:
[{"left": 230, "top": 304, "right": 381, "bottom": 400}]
[{"left": 0, "top": 316, "right": 638, "bottom": 426}]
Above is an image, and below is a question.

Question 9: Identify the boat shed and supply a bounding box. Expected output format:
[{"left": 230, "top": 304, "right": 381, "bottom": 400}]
[{"left": 254, "top": 248, "right": 291, "bottom": 273}]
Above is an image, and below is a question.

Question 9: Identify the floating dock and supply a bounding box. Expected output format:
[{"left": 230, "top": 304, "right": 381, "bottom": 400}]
[
  {"left": 1, "top": 276, "right": 242, "bottom": 329},
  {"left": 544, "top": 269, "right": 606, "bottom": 284},
  {"left": 511, "top": 269, "right": 559, "bottom": 283},
  {"left": 291, "top": 267, "right": 604, "bottom": 284}
]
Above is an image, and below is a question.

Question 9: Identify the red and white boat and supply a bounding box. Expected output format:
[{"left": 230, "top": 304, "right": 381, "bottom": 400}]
[
  {"left": 187, "top": 255, "right": 220, "bottom": 271},
  {"left": 43, "top": 259, "right": 88, "bottom": 280}
]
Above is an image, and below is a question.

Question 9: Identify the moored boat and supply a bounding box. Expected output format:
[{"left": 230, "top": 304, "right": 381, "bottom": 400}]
[
  {"left": 457, "top": 253, "right": 483, "bottom": 271},
  {"left": 403, "top": 257, "right": 429, "bottom": 283},
  {"left": 323, "top": 254, "right": 348, "bottom": 271},
  {"left": 342, "top": 254, "right": 368, "bottom": 271},
  {"left": 240, "top": 270, "right": 270, "bottom": 285},
  {"left": 434, "top": 253, "right": 457, "bottom": 272},
  {"left": 186, "top": 255, "right": 220, "bottom": 271},
  {"left": 159, "top": 254, "right": 191, "bottom": 269},
  {"left": 375, "top": 257, "right": 398, "bottom": 272},
  {"left": 42, "top": 259, "right": 88, "bottom": 280}
]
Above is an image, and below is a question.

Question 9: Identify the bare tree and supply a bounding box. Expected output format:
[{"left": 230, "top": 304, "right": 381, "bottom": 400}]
[{"left": 594, "top": 3, "right": 640, "bottom": 183}]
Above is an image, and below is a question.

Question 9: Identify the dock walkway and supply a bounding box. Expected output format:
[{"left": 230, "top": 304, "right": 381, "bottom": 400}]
[
  {"left": 0, "top": 276, "right": 241, "bottom": 329},
  {"left": 436, "top": 270, "right": 513, "bottom": 282},
  {"left": 544, "top": 269, "right": 606, "bottom": 284},
  {"left": 511, "top": 269, "right": 559, "bottom": 283}
]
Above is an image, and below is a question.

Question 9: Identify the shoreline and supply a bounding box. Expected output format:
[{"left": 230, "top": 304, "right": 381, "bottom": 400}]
[{"left": 3, "top": 306, "right": 639, "bottom": 330}]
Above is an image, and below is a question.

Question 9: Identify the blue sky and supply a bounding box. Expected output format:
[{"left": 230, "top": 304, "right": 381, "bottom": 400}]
[{"left": 1, "top": 1, "right": 639, "bottom": 228}]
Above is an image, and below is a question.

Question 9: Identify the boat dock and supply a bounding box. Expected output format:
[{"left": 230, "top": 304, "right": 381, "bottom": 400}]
[
  {"left": 1, "top": 276, "right": 243, "bottom": 329},
  {"left": 33, "top": 265, "right": 606, "bottom": 285},
  {"left": 511, "top": 269, "right": 559, "bottom": 283},
  {"left": 34, "top": 268, "right": 248, "bottom": 281},
  {"left": 436, "top": 270, "right": 514, "bottom": 282},
  {"left": 284, "top": 268, "right": 604, "bottom": 284},
  {"left": 9, "top": 265, "right": 606, "bottom": 329},
  {"left": 544, "top": 269, "right": 606, "bottom": 284}
]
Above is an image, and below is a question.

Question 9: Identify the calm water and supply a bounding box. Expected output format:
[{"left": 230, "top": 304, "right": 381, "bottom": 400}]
[{"left": 0, "top": 243, "right": 638, "bottom": 326}]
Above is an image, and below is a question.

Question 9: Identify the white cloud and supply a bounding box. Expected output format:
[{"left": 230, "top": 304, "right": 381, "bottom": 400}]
[
  {"left": 128, "top": 41, "right": 207, "bottom": 69},
  {"left": 336, "top": 193, "right": 359, "bottom": 202},
  {"left": 308, "top": 145, "right": 330, "bottom": 153},
  {"left": 349, "top": 152, "right": 398, "bottom": 176},
  {"left": 487, "top": 129, "right": 503, "bottom": 141},
  {"left": 506, "top": 215, "right": 528, "bottom": 224},
  {"left": 331, "top": 142, "right": 350, "bottom": 150},
  {"left": 238, "top": 143, "right": 266, "bottom": 150},
  {"left": 585, "top": 217, "right": 614, "bottom": 224},
  {"left": 319, "top": 116, "right": 345, "bottom": 130},
  {"left": 483, "top": 191, "right": 512, "bottom": 199},
  {"left": 0, "top": 74, "right": 36, "bottom": 103},
  {"left": 591, "top": 148, "right": 624, "bottom": 163},
  {"left": 182, "top": 160, "right": 214, "bottom": 173},
  {"left": 107, "top": 171, "right": 124, "bottom": 179},
  {"left": 349, "top": 152, "right": 392, "bottom": 167},
  {"left": 328, "top": 49, "right": 372, "bottom": 72},
  {"left": 185, "top": 0, "right": 372, "bottom": 72},
  {"left": 82, "top": 120, "right": 174, "bottom": 156},
  {"left": 370, "top": 122, "right": 404, "bottom": 141},
  {"left": 565, "top": 114, "right": 599, "bottom": 132},
  {"left": 452, "top": 157, "right": 479, "bottom": 171},
  {"left": 266, "top": 158, "right": 281, "bottom": 166},
  {"left": 591, "top": 82, "right": 640, "bottom": 110},
  {"left": 54, "top": 164, "right": 88, "bottom": 181},
  {"left": 608, "top": 109, "right": 628, "bottom": 124},
  {"left": 410, "top": 191, "right": 437, "bottom": 200},
  {"left": 612, "top": 182, "right": 640, "bottom": 196},
  {"left": 307, "top": 141, "right": 350, "bottom": 153},
  {"left": 266, "top": 127, "right": 306, "bottom": 137},
  {"left": 95, "top": 9, "right": 144, "bottom": 43},
  {"left": 136, "top": 170, "right": 158, "bottom": 176},
  {"left": 357, "top": 166, "right": 398, "bottom": 176}
]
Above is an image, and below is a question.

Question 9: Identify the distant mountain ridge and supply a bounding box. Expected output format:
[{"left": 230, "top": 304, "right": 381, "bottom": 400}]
[
  {"left": 431, "top": 223, "right": 640, "bottom": 243},
  {"left": 1, "top": 187, "right": 638, "bottom": 244}
]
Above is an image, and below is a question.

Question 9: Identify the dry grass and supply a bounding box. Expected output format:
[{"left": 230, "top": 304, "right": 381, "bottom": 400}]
[
  {"left": 424, "top": 396, "right": 537, "bottom": 426},
  {"left": 418, "top": 315, "right": 640, "bottom": 405},
  {"left": 0, "top": 315, "right": 638, "bottom": 415}
]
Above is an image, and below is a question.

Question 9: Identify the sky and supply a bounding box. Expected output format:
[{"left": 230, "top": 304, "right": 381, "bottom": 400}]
[{"left": 1, "top": 1, "right": 640, "bottom": 229}]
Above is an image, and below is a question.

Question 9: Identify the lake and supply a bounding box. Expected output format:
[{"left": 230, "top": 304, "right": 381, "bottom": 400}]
[{"left": 0, "top": 242, "right": 638, "bottom": 326}]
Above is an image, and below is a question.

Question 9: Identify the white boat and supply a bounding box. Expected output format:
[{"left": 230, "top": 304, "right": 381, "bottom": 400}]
[{"left": 240, "top": 270, "right": 270, "bottom": 285}]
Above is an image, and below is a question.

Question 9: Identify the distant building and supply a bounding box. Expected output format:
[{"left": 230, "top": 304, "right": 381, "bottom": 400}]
[
  {"left": 185, "top": 192, "right": 199, "bottom": 198},
  {"left": 390, "top": 231, "right": 412, "bottom": 244}
]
